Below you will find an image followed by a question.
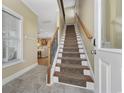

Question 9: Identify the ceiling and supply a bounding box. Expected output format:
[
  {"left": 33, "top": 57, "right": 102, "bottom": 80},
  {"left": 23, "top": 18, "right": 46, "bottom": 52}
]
[
  {"left": 21, "top": 0, "right": 76, "bottom": 38},
  {"left": 22, "top": 0, "right": 58, "bottom": 21},
  {"left": 63, "top": 0, "right": 76, "bottom": 8}
]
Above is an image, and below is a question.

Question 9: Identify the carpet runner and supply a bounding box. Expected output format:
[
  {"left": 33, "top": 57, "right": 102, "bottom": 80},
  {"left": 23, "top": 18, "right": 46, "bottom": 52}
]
[{"left": 53, "top": 25, "right": 94, "bottom": 89}]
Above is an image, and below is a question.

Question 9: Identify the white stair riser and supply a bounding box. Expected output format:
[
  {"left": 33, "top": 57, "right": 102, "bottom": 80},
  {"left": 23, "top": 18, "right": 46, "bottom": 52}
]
[
  {"left": 79, "top": 49, "right": 84, "bottom": 53},
  {"left": 55, "top": 67, "right": 60, "bottom": 72},
  {"left": 86, "top": 82, "right": 94, "bottom": 90},
  {"left": 58, "top": 53, "right": 62, "bottom": 57},
  {"left": 60, "top": 42, "right": 64, "bottom": 44},
  {"left": 78, "top": 45, "right": 83, "bottom": 48},
  {"left": 60, "top": 45, "right": 64, "bottom": 48},
  {"left": 77, "top": 40, "right": 81, "bottom": 42},
  {"left": 80, "top": 54, "right": 86, "bottom": 59},
  {"left": 77, "top": 41, "right": 82, "bottom": 44},
  {"left": 57, "top": 59, "right": 61, "bottom": 64},
  {"left": 59, "top": 49, "right": 63, "bottom": 52},
  {"left": 61, "top": 39, "right": 65, "bottom": 41},
  {"left": 81, "top": 61, "right": 88, "bottom": 66},
  {"left": 77, "top": 36, "right": 81, "bottom": 38},
  {"left": 53, "top": 76, "right": 58, "bottom": 83},
  {"left": 84, "top": 70, "right": 91, "bottom": 76}
]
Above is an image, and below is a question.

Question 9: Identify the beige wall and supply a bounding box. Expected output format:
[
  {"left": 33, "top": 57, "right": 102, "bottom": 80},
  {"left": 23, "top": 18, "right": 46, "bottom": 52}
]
[
  {"left": 2, "top": 0, "right": 38, "bottom": 78},
  {"left": 76, "top": 0, "right": 94, "bottom": 70},
  {"left": 78, "top": 0, "right": 94, "bottom": 32},
  {"left": 65, "top": 7, "right": 75, "bottom": 25}
]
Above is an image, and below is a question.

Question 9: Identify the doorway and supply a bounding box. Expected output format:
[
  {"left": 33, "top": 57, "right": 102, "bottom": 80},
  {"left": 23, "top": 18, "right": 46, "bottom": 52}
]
[{"left": 37, "top": 38, "right": 49, "bottom": 65}]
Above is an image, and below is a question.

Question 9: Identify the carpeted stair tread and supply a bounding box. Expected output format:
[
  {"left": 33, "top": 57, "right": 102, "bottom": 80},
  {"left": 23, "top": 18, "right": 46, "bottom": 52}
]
[
  {"left": 66, "top": 33, "right": 76, "bottom": 34},
  {"left": 62, "top": 44, "right": 81, "bottom": 47},
  {"left": 59, "top": 77, "right": 86, "bottom": 87},
  {"left": 64, "top": 43, "right": 78, "bottom": 45},
  {"left": 61, "top": 52, "right": 80, "bottom": 57},
  {"left": 64, "top": 45, "right": 78, "bottom": 47},
  {"left": 59, "top": 51, "right": 85, "bottom": 54},
  {"left": 65, "top": 35, "right": 76, "bottom": 36},
  {"left": 54, "top": 71, "right": 94, "bottom": 82},
  {"left": 63, "top": 43, "right": 78, "bottom": 45},
  {"left": 56, "top": 63, "right": 90, "bottom": 70},
  {"left": 60, "top": 67, "right": 83, "bottom": 75},
  {"left": 58, "top": 57, "right": 87, "bottom": 61},
  {"left": 64, "top": 43, "right": 78, "bottom": 46},
  {"left": 60, "top": 47, "right": 83, "bottom": 49},
  {"left": 64, "top": 41, "right": 77, "bottom": 43},
  {"left": 59, "top": 52, "right": 85, "bottom": 57},
  {"left": 62, "top": 48, "right": 79, "bottom": 52},
  {"left": 65, "top": 36, "right": 77, "bottom": 40},
  {"left": 65, "top": 38, "right": 77, "bottom": 40}
]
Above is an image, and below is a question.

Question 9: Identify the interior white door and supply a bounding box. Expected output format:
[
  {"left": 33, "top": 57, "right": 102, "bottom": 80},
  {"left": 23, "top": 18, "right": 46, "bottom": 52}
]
[
  {"left": 94, "top": 0, "right": 122, "bottom": 93},
  {"left": 94, "top": 49, "right": 122, "bottom": 93}
]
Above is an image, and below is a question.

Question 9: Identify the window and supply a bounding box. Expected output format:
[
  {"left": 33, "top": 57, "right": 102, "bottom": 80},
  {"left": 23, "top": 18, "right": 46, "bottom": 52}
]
[{"left": 2, "top": 6, "right": 23, "bottom": 68}]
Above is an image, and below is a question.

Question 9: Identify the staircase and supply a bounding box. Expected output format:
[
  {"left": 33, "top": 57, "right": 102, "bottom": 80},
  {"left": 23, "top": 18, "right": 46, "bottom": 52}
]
[{"left": 53, "top": 25, "right": 94, "bottom": 89}]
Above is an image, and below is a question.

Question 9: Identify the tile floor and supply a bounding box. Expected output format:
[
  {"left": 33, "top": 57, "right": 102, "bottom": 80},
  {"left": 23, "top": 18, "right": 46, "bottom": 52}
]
[{"left": 2, "top": 65, "right": 94, "bottom": 93}]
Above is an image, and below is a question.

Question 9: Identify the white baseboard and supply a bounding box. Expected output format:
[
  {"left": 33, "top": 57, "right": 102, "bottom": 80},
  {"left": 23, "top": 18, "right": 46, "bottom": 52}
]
[{"left": 2, "top": 63, "right": 38, "bottom": 86}]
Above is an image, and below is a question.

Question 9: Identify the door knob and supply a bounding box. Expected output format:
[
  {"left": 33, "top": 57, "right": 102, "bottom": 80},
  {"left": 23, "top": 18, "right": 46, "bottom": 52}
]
[{"left": 91, "top": 50, "right": 96, "bottom": 54}]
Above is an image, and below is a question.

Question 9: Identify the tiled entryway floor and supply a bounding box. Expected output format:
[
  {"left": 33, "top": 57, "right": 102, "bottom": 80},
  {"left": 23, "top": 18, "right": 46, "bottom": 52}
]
[{"left": 2, "top": 65, "right": 94, "bottom": 93}]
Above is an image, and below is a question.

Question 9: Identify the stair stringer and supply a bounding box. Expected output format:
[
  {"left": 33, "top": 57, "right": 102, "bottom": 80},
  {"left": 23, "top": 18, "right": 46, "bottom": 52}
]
[
  {"left": 50, "top": 25, "right": 67, "bottom": 84},
  {"left": 75, "top": 24, "right": 95, "bottom": 86},
  {"left": 53, "top": 24, "right": 94, "bottom": 90}
]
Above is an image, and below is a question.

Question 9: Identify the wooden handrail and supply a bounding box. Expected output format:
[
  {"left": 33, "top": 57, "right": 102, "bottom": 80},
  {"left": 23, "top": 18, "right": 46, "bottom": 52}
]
[
  {"left": 47, "top": 27, "right": 59, "bottom": 84},
  {"left": 76, "top": 14, "right": 93, "bottom": 39}
]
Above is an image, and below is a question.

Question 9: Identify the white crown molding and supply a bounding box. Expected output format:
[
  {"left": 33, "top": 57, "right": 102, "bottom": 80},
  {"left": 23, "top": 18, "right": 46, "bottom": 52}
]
[{"left": 21, "top": 0, "right": 39, "bottom": 16}]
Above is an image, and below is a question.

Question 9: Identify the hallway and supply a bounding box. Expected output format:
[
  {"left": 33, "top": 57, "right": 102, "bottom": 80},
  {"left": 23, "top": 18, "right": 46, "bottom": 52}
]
[
  {"left": 2, "top": 0, "right": 122, "bottom": 93},
  {"left": 2, "top": 65, "right": 94, "bottom": 93}
]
